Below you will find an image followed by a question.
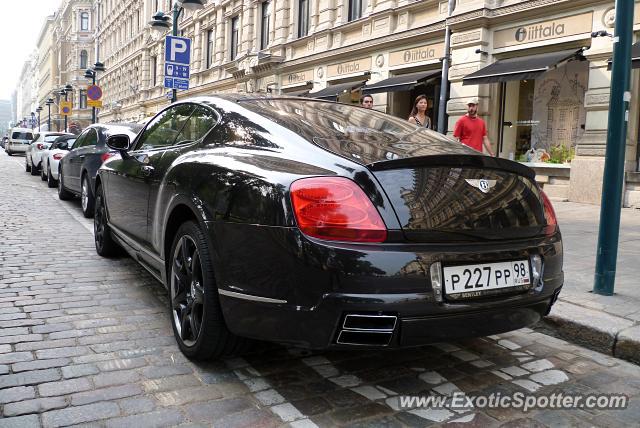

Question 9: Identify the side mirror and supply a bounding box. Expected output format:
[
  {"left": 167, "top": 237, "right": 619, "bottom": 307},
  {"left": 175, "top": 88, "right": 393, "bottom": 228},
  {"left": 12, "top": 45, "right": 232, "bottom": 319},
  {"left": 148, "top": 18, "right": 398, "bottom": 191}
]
[{"left": 106, "top": 134, "right": 131, "bottom": 153}]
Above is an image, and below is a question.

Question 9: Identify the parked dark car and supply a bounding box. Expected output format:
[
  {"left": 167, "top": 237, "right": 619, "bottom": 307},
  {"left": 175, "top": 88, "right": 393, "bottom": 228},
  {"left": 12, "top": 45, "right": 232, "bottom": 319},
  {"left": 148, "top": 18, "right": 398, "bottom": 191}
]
[
  {"left": 94, "top": 95, "right": 563, "bottom": 360},
  {"left": 58, "top": 123, "right": 142, "bottom": 218}
]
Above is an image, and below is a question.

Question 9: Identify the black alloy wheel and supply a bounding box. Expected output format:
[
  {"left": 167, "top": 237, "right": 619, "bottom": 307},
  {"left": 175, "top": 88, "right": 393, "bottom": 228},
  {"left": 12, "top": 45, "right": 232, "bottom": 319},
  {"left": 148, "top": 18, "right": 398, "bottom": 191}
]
[
  {"left": 57, "top": 165, "right": 73, "bottom": 200},
  {"left": 169, "top": 221, "right": 248, "bottom": 359},
  {"left": 94, "top": 184, "right": 119, "bottom": 257},
  {"left": 47, "top": 165, "right": 57, "bottom": 188}
]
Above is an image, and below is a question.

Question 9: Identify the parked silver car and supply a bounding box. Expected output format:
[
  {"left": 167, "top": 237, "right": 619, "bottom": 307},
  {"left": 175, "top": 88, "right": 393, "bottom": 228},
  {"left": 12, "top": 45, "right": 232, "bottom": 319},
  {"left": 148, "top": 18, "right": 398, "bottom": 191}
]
[
  {"left": 5, "top": 128, "right": 35, "bottom": 156},
  {"left": 25, "top": 132, "right": 71, "bottom": 175}
]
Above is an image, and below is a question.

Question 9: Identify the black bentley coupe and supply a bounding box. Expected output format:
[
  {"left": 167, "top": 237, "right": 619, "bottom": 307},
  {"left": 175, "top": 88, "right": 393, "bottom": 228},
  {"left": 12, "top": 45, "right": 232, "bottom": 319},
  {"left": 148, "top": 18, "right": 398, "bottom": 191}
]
[{"left": 94, "top": 95, "right": 563, "bottom": 359}]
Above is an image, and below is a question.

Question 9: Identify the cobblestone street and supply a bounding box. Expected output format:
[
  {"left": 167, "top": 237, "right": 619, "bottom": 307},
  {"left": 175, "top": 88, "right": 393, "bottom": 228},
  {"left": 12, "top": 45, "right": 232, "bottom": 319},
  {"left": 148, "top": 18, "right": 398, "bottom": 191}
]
[{"left": 1, "top": 150, "right": 640, "bottom": 427}]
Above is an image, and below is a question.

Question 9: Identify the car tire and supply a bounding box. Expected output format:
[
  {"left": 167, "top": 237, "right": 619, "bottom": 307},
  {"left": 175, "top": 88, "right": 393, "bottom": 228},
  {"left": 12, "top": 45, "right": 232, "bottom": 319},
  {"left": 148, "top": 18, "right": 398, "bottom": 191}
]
[
  {"left": 25, "top": 159, "right": 30, "bottom": 172},
  {"left": 57, "top": 166, "right": 73, "bottom": 200},
  {"left": 6, "top": 151, "right": 12, "bottom": 156},
  {"left": 169, "top": 221, "right": 249, "bottom": 360},
  {"left": 40, "top": 164, "right": 47, "bottom": 181},
  {"left": 30, "top": 159, "right": 39, "bottom": 176},
  {"left": 94, "top": 184, "right": 120, "bottom": 257},
  {"left": 47, "top": 165, "right": 57, "bottom": 188},
  {"left": 81, "top": 175, "right": 95, "bottom": 218}
]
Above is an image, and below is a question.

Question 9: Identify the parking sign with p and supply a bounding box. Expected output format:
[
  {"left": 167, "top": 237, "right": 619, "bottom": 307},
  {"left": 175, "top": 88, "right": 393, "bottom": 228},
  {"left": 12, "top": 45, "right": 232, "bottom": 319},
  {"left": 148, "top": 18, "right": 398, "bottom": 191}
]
[{"left": 164, "top": 35, "right": 191, "bottom": 91}]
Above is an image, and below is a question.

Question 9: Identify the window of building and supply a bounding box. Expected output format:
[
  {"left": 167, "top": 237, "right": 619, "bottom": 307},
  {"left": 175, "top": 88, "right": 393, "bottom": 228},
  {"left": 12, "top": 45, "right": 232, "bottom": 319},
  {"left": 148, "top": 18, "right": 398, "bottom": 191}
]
[
  {"left": 230, "top": 16, "right": 239, "bottom": 60},
  {"left": 154, "top": 0, "right": 160, "bottom": 11},
  {"left": 298, "top": 0, "right": 309, "bottom": 38},
  {"left": 79, "top": 90, "right": 87, "bottom": 109},
  {"left": 80, "top": 50, "right": 88, "bottom": 69},
  {"left": 206, "top": 29, "right": 214, "bottom": 68},
  {"left": 348, "top": 0, "right": 367, "bottom": 21},
  {"left": 151, "top": 56, "right": 157, "bottom": 86},
  {"left": 80, "top": 12, "right": 89, "bottom": 31},
  {"left": 129, "top": 15, "right": 134, "bottom": 38},
  {"left": 261, "top": 1, "right": 271, "bottom": 50}
]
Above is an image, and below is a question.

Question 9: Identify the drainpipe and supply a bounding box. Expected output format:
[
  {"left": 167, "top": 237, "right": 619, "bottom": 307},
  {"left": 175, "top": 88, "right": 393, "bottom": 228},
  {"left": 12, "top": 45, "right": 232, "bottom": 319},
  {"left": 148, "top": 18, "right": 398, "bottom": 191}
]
[{"left": 437, "top": 0, "right": 456, "bottom": 134}]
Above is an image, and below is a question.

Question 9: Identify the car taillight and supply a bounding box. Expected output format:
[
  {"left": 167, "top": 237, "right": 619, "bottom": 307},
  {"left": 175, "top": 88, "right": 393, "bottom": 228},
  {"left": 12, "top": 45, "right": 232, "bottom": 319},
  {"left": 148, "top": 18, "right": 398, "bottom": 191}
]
[
  {"left": 540, "top": 190, "right": 558, "bottom": 235},
  {"left": 37, "top": 144, "right": 45, "bottom": 150},
  {"left": 52, "top": 153, "right": 64, "bottom": 160},
  {"left": 290, "top": 177, "right": 387, "bottom": 242},
  {"left": 101, "top": 152, "right": 116, "bottom": 162}
]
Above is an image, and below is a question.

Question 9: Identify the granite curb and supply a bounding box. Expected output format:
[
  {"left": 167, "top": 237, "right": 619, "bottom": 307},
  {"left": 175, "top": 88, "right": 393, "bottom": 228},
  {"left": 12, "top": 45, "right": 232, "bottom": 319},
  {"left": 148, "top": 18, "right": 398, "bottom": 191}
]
[{"left": 537, "top": 299, "right": 640, "bottom": 365}]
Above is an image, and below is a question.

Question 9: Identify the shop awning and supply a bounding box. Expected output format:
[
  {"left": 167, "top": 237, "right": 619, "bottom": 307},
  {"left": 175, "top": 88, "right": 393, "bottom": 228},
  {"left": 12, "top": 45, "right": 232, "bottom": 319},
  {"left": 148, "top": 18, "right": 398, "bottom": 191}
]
[
  {"left": 308, "top": 81, "right": 366, "bottom": 100},
  {"left": 283, "top": 88, "right": 310, "bottom": 97},
  {"left": 463, "top": 50, "right": 584, "bottom": 85},
  {"left": 607, "top": 42, "right": 640, "bottom": 70},
  {"left": 362, "top": 70, "right": 441, "bottom": 94}
]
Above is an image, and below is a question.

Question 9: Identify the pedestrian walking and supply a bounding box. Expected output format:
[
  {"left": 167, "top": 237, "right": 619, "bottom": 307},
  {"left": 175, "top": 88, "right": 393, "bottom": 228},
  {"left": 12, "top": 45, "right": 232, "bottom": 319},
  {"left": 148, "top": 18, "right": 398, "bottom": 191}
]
[
  {"left": 453, "top": 98, "right": 494, "bottom": 156},
  {"left": 360, "top": 94, "right": 374, "bottom": 109},
  {"left": 408, "top": 95, "right": 431, "bottom": 129}
]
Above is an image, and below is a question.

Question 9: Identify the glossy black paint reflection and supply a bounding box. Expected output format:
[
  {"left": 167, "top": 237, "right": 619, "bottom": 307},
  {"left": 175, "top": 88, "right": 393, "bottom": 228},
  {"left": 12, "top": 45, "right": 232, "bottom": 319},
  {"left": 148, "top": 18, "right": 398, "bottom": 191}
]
[{"left": 96, "top": 95, "right": 563, "bottom": 350}]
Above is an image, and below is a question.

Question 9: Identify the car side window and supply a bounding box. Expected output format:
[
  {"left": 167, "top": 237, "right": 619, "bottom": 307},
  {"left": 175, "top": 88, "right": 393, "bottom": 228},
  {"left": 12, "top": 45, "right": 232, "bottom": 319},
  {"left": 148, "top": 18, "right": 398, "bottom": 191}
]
[
  {"left": 136, "top": 104, "right": 195, "bottom": 150},
  {"left": 174, "top": 107, "right": 217, "bottom": 145},
  {"left": 84, "top": 129, "right": 98, "bottom": 147},
  {"left": 72, "top": 133, "right": 86, "bottom": 149}
]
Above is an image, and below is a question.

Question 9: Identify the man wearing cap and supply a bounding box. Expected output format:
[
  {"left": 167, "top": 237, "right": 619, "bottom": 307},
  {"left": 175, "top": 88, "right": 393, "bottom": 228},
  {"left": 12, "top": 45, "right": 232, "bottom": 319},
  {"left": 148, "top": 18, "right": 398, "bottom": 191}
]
[{"left": 453, "top": 98, "right": 494, "bottom": 156}]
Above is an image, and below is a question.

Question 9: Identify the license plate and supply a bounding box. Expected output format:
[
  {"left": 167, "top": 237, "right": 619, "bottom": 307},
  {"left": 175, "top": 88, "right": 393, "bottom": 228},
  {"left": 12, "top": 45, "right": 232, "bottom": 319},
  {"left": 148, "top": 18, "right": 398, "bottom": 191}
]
[{"left": 443, "top": 260, "right": 531, "bottom": 299}]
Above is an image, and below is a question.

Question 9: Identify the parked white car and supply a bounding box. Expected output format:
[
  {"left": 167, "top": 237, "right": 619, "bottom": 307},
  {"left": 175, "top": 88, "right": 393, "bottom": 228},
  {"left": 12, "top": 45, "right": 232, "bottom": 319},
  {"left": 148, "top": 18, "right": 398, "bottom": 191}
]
[
  {"left": 26, "top": 132, "right": 71, "bottom": 175},
  {"left": 41, "top": 135, "right": 76, "bottom": 188},
  {"left": 5, "top": 127, "right": 35, "bottom": 156}
]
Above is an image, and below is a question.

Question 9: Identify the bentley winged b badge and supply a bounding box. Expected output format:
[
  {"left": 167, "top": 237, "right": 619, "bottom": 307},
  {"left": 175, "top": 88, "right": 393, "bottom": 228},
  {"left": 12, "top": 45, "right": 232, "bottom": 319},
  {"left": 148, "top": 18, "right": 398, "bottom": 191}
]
[{"left": 465, "top": 179, "right": 497, "bottom": 194}]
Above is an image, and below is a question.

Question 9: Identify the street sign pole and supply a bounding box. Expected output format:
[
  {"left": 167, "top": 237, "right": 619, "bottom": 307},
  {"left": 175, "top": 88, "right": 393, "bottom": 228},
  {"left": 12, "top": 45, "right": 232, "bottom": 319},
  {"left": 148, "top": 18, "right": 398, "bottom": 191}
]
[
  {"left": 172, "top": 2, "right": 179, "bottom": 104},
  {"left": 594, "top": 0, "right": 635, "bottom": 296}
]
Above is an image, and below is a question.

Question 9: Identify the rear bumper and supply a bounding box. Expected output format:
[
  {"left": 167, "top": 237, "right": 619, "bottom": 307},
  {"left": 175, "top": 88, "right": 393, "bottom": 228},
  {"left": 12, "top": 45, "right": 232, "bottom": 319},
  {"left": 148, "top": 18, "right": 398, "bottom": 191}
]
[
  {"left": 7, "top": 144, "right": 27, "bottom": 153},
  {"left": 213, "top": 224, "right": 564, "bottom": 349},
  {"left": 219, "top": 286, "right": 561, "bottom": 349}
]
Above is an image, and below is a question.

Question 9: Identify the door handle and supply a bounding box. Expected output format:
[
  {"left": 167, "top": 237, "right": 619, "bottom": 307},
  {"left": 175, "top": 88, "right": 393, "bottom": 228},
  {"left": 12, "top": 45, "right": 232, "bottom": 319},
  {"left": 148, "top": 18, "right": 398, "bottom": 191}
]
[{"left": 141, "top": 165, "right": 154, "bottom": 176}]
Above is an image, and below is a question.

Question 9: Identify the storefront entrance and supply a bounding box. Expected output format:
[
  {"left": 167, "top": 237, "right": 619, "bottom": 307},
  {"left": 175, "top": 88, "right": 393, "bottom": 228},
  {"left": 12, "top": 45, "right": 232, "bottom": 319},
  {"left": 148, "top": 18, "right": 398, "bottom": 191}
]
[
  {"left": 464, "top": 49, "right": 587, "bottom": 162},
  {"left": 362, "top": 69, "right": 441, "bottom": 128}
]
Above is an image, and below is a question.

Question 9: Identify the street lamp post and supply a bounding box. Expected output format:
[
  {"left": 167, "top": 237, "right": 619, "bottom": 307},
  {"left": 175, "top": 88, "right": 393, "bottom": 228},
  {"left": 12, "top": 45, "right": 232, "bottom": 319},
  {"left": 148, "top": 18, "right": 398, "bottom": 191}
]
[
  {"left": 30, "top": 112, "right": 35, "bottom": 130},
  {"left": 45, "top": 98, "right": 53, "bottom": 131},
  {"left": 149, "top": 0, "right": 205, "bottom": 104},
  {"left": 36, "top": 107, "right": 42, "bottom": 131}
]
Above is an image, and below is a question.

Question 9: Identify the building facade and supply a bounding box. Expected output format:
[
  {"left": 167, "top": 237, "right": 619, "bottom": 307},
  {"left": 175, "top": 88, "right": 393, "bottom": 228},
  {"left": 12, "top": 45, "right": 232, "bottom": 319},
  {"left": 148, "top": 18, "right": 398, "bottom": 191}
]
[
  {"left": 16, "top": 0, "right": 640, "bottom": 206},
  {"left": 16, "top": 54, "right": 39, "bottom": 128},
  {"left": 37, "top": 14, "right": 59, "bottom": 131},
  {"left": 0, "top": 100, "right": 12, "bottom": 136}
]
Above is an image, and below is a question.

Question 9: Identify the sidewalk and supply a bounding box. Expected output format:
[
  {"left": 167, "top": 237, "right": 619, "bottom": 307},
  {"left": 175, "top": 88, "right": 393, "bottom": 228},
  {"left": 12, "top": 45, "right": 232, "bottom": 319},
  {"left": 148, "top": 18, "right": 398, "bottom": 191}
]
[{"left": 540, "top": 201, "right": 640, "bottom": 364}]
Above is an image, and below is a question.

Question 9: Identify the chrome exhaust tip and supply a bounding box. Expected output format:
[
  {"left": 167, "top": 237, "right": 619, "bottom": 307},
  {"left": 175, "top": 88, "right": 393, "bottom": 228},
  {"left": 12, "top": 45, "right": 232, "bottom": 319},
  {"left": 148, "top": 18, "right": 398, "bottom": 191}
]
[{"left": 335, "top": 314, "right": 397, "bottom": 346}]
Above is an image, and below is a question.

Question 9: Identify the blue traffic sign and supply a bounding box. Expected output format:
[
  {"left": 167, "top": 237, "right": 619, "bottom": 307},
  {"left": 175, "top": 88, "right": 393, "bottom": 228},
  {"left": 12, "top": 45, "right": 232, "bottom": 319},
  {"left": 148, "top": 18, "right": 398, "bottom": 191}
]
[
  {"left": 164, "top": 77, "right": 189, "bottom": 90},
  {"left": 164, "top": 35, "right": 191, "bottom": 91},
  {"left": 165, "top": 36, "right": 191, "bottom": 65},
  {"left": 165, "top": 63, "right": 190, "bottom": 79}
]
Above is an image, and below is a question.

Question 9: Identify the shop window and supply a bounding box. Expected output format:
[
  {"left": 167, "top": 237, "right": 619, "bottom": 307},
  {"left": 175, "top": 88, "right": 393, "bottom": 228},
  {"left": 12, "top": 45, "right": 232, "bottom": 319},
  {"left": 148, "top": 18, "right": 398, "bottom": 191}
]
[
  {"left": 500, "top": 60, "right": 587, "bottom": 162},
  {"left": 298, "top": 0, "right": 309, "bottom": 38}
]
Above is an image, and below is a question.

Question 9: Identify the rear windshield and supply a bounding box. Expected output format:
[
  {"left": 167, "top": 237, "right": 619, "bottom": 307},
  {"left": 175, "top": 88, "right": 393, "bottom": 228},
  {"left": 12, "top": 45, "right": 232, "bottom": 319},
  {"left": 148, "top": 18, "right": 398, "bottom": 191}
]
[
  {"left": 44, "top": 135, "right": 66, "bottom": 142},
  {"left": 12, "top": 132, "right": 33, "bottom": 140}
]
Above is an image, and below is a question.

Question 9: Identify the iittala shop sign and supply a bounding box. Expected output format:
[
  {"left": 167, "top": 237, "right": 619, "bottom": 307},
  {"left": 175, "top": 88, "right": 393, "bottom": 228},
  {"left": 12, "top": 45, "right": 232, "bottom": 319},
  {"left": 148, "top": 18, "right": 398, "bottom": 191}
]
[{"left": 494, "top": 12, "right": 593, "bottom": 49}]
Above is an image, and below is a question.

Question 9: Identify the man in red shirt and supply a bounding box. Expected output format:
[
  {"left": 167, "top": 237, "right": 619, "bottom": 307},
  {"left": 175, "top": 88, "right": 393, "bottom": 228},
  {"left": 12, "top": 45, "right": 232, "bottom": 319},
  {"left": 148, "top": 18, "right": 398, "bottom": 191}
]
[{"left": 453, "top": 99, "right": 494, "bottom": 156}]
